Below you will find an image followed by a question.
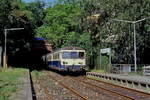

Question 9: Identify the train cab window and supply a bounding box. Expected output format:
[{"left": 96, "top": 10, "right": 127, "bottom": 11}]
[
  {"left": 79, "top": 52, "right": 84, "bottom": 58},
  {"left": 62, "top": 51, "right": 85, "bottom": 59},
  {"left": 71, "top": 52, "right": 78, "bottom": 59}
]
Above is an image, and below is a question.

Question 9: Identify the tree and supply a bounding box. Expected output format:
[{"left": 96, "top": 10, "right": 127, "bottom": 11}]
[
  {"left": 36, "top": 3, "right": 84, "bottom": 48},
  {"left": 79, "top": 0, "right": 150, "bottom": 65},
  {"left": 26, "top": 0, "right": 46, "bottom": 27},
  {"left": 0, "top": 0, "right": 35, "bottom": 55}
]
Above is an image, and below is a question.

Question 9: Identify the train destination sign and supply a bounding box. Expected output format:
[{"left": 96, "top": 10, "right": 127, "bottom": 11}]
[{"left": 100, "top": 48, "right": 111, "bottom": 54}]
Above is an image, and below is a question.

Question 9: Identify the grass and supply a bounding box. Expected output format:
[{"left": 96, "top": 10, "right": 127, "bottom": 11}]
[
  {"left": 128, "top": 71, "right": 143, "bottom": 76},
  {"left": 90, "top": 69, "right": 144, "bottom": 76},
  {"left": 89, "top": 69, "right": 106, "bottom": 73},
  {"left": 31, "top": 70, "right": 44, "bottom": 77},
  {"left": 0, "top": 68, "right": 27, "bottom": 100}
]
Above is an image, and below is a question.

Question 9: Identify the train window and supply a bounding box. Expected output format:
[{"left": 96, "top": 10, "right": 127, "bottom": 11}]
[
  {"left": 55, "top": 53, "right": 57, "bottom": 59},
  {"left": 53, "top": 54, "right": 55, "bottom": 59},
  {"left": 50, "top": 55, "right": 52, "bottom": 60},
  {"left": 62, "top": 52, "right": 71, "bottom": 59},
  {"left": 55, "top": 53, "right": 58, "bottom": 59},
  {"left": 49, "top": 56, "right": 51, "bottom": 60},
  {"left": 71, "top": 52, "right": 78, "bottom": 59},
  {"left": 62, "top": 51, "right": 85, "bottom": 59},
  {"left": 57, "top": 53, "right": 59, "bottom": 59},
  {"left": 54, "top": 53, "right": 57, "bottom": 59},
  {"left": 79, "top": 52, "right": 84, "bottom": 58},
  {"left": 48, "top": 55, "right": 52, "bottom": 61}
]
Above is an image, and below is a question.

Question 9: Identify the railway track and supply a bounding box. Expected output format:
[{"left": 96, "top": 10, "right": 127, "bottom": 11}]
[
  {"left": 36, "top": 78, "right": 53, "bottom": 100},
  {"left": 32, "top": 71, "right": 85, "bottom": 100},
  {"left": 66, "top": 76, "right": 132, "bottom": 100},
  {"left": 87, "top": 78, "right": 150, "bottom": 99},
  {"left": 46, "top": 73, "right": 88, "bottom": 100},
  {"left": 70, "top": 76, "right": 150, "bottom": 100},
  {"left": 31, "top": 70, "right": 150, "bottom": 100},
  {"left": 87, "top": 77, "right": 150, "bottom": 100},
  {"left": 30, "top": 70, "right": 53, "bottom": 100},
  {"left": 45, "top": 71, "right": 128, "bottom": 100}
]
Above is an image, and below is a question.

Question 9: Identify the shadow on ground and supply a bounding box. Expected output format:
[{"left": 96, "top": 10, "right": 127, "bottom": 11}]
[{"left": 45, "top": 68, "right": 87, "bottom": 77}]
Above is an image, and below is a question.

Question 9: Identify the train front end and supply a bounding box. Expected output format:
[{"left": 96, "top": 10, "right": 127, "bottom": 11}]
[{"left": 60, "top": 49, "right": 86, "bottom": 71}]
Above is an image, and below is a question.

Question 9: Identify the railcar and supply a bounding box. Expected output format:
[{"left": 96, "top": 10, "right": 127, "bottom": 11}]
[{"left": 45, "top": 47, "right": 87, "bottom": 71}]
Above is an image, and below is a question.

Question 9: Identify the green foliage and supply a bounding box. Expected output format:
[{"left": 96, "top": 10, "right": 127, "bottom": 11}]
[
  {"left": 0, "top": 0, "right": 149, "bottom": 69},
  {"left": 0, "top": 68, "right": 27, "bottom": 100},
  {"left": 35, "top": 0, "right": 149, "bottom": 69},
  {"left": 90, "top": 69, "right": 105, "bottom": 73},
  {"left": 78, "top": 0, "right": 150, "bottom": 65},
  {"left": 36, "top": 3, "right": 85, "bottom": 48},
  {"left": 31, "top": 70, "right": 44, "bottom": 77},
  {"left": 0, "top": 0, "right": 36, "bottom": 56},
  {"left": 35, "top": 2, "right": 93, "bottom": 56},
  {"left": 26, "top": 0, "right": 46, "bottom": 26},
  {"left": 101, "top": 55, "right": 109, "bottom": 71}
]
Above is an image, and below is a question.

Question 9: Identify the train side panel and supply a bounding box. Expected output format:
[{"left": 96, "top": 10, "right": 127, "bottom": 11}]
[{"left": 47, "top": 52, "right": 65, "bottom": 71}]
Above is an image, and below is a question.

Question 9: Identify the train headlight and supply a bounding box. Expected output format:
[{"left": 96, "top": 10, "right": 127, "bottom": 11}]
[
  {"left": 63, "top": 62, "right": 68, "bottom": 64},
  {"left": 79, "top": 62, "right": 83, "bottom": 64}
]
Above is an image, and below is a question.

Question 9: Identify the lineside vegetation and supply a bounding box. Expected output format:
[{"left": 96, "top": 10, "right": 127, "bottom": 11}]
[{"left": 0, "top": 68, "right": 27, "bottom": 100}]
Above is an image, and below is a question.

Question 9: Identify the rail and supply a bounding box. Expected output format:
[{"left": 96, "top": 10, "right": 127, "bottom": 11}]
[
  {"left": 87, "top": 77, "right": 150, "bottom": 96},
  {"left": 46, "top": 72, "right": 88, "bottom": 100},
  {"left": 85, "top": 74, "right": 150, "bottom": 100},
  {"left": 69, "top": 76, "right": 135, "bottom": 100},
  {"left": 37, "top": 78, "right": 53, "bottom": 100}
]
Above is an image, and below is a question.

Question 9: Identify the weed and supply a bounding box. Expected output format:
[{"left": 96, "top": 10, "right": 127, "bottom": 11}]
[{"left": 0, "top": 68, "right": 27, "bottom": 100}]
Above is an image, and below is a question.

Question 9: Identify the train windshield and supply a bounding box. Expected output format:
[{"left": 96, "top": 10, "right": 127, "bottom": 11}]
[
  {"left": 62, "top": 52, "right": 84, "bottom": 59},
  {"left": 62, "top": 52, "right": 71, "bottom": 59},
  {"left": 71, "top": 52, "right": 79, "bottom": 59}
]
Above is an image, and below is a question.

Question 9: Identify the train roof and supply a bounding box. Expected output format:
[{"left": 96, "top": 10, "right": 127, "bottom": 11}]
[
  {"left": 46, "top": 47, "right": 85, "bottom": 54},
  {"left": 52, "top": 46, "right": 84, "bottom": 53},
  {"left": 61, "top": 46, "right": 84, "bottom": 50}
]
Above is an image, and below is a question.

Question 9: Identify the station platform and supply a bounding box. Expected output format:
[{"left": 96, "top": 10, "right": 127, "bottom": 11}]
[
  {"left": 10, "top": 70, "right": 32, "bottom": 100},
  {"left": 87, "top": 72, "right": 150, "bottom": 93},
  {"left": 89, "top": 72, "right": 150, "bottom": 83}
]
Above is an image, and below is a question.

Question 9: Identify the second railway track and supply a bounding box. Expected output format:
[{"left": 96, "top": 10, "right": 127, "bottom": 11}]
[
  {"left": 87, "top": 77, "right": 150, "bottom": 100},
  {"left": 70, "top": 76, "right": 150, "bottom": 100}
]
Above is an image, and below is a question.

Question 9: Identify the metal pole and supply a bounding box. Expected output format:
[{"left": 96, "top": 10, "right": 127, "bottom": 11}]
[
  {"left": 3, "top": 28, "right": 24, "bottom": 68},
  {"left": 112, "top": 18, "right": 150, "bottom": 72},
  {"left": 109, "top": 49, "right": 111, "bottom": 73},
  {"left": 100, "top": 50, "right": 101, "bottom": 70},
  {"left": 133, "top": 23, "right": 137, "bottom": 72},
  {"left": 3, "top": 29, "right": 7, "bottom": 68}
]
